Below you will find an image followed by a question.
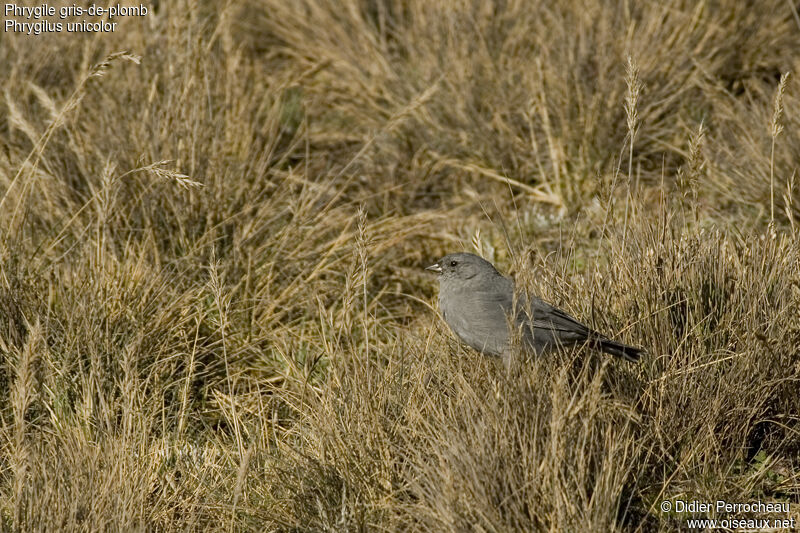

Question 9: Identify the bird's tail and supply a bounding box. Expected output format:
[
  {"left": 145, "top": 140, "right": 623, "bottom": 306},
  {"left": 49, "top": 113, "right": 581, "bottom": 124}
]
[{"left": 594, "top": 338, "right": 642, "bottom": 362}]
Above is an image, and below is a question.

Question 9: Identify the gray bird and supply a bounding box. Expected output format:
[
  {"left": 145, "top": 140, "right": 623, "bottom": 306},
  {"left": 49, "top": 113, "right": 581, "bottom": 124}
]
[{"left": 426, "top": 252, "right": 641, "bottom": 362}]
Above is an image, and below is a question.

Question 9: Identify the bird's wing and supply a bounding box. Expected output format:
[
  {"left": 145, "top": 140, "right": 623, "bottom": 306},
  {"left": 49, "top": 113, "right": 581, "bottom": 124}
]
[{"left": 515, "top": 295, "right": 593, "bottom": 337}]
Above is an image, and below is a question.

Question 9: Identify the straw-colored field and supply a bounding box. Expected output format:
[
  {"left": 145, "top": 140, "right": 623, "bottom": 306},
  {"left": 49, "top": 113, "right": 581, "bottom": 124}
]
[{"left": 1, "top": 1, "right": 799, "bottom": 530}]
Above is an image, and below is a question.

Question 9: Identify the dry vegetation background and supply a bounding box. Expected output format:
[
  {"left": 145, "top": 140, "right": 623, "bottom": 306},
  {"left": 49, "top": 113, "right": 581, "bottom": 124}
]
[{"left": 1, "top": 0, "right": 800, "bottom": 531}]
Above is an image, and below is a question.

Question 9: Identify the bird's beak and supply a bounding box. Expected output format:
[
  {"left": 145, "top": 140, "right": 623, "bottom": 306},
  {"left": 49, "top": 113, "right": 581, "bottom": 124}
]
[{"left": 425, "top": 262, "right": 442, "bottom": 273}]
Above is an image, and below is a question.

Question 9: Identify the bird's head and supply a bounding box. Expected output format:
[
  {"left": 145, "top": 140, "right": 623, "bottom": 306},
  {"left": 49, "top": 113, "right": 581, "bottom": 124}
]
[{"left": 426, "top": 252, "right": 500, "bottom": 283}]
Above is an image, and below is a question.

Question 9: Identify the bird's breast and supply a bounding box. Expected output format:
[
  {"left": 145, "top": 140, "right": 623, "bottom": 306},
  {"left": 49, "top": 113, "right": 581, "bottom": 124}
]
[{"left": 438, "top": 283, "right": 513, "bottom": 356}]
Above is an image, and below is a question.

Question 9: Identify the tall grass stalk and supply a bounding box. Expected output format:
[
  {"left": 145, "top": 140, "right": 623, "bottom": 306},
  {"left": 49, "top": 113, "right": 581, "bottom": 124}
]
[
  {"left": 623, "top": 55, "right": 642, "bottom": 248},
  {"left": 770, "top": 72, "right": 790, "bottom": 236}
]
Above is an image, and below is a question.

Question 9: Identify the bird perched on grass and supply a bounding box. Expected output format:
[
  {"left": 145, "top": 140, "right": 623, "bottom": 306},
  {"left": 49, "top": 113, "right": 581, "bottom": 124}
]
[{"left": 426, "top": 252, "right": 641, "bottom": 362}]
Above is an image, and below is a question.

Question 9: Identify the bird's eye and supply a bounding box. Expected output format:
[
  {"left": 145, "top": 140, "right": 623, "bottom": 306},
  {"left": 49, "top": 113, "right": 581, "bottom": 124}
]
[{"left": 450, "top": 260, "right": 458, "bottom": 267}]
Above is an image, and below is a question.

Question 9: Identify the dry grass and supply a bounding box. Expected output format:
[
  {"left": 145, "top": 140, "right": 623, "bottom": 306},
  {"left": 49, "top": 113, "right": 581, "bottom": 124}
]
[{"left": 1, "top": 0, "right": 799, "bottom": 530}]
